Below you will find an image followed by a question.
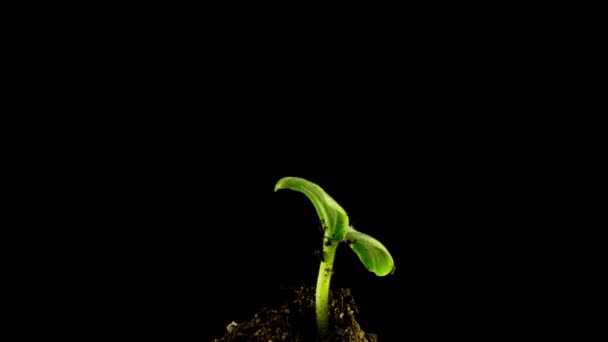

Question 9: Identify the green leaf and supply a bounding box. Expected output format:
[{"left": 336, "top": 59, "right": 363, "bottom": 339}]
[
  {"left": 274, "top": 177, "right": 349, "bottom": 241},
  {"left": 345, "top": 226, "right": 395, "bottom": 276}
]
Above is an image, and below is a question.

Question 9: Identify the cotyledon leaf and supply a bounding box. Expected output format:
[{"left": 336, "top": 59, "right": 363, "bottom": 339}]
[
  {"left": 345, "top": 226, "right": 395, "bottom": 276},
  {"left": 274, "top": 177, "right": 349, "bottom": 241}
]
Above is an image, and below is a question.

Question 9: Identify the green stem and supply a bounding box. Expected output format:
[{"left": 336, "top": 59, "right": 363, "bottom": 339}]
[{"left": 315, "top": 237, "right": 338, "bottom": 336}]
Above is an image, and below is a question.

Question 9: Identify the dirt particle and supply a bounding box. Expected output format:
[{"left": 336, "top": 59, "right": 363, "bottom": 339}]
[{"left": 226, "top": 321, "right": 238, "bottom": 333}]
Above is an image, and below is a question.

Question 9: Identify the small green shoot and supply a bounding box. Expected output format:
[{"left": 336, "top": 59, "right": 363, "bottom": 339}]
[{"left": 275, "top": 176, "right": 395, "bottom": 337}]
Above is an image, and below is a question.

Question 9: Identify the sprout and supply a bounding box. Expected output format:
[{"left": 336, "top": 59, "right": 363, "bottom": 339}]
[{"left": 275, "top": 176, "right": 395, "bottom": 337}]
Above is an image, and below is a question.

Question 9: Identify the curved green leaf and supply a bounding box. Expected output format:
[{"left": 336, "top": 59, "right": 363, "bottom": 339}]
[
  {"left": 345, "top": 226, "right": 395, "bottom": 276},
  {"left": 274, "top": 177, "right": 349, "bottom": 241}
]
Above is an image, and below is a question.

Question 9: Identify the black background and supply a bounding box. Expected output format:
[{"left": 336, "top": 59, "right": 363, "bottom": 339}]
[{"left": 2, "top": 2, "right": 606, "bottom": 341}]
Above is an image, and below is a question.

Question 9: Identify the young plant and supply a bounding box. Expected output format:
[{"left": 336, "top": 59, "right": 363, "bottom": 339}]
[{"left": 275, "top": 176, "right": 395, "bottom": 337}]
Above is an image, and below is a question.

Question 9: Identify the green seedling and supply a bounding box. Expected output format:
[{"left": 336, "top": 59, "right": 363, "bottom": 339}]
[{"left": 275, "top": 176, "right": 395, "bottom": 337}]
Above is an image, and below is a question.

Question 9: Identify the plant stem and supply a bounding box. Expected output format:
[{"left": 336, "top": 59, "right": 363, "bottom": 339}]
[{"left": 315, "top": 237, "right": 338, "bottom": 336}]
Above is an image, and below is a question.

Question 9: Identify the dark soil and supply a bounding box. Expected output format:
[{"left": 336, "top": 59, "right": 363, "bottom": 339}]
[{"left": 212, "top": 285, "right": 378, "bottom": 342}]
